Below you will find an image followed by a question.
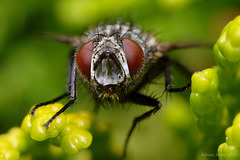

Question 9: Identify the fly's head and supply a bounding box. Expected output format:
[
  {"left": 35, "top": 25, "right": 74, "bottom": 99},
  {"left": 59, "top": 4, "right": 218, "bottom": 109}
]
[{"left": 75, "top": 28, "right": 147, "bottom": 101}]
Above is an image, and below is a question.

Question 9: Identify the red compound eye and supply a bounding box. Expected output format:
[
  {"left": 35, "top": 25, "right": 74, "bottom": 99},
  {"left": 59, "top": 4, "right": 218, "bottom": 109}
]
[
  {"left": 122, "top": 38, "right": 144, "bottom": 76},
  {"left": 76, "top": 41, "right": 93, "bottom": 79}
]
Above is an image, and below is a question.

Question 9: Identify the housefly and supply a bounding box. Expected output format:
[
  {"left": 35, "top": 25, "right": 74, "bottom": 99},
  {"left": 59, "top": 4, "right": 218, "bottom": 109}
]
[{"left": 30, "top": 21, "right": 199, "bottom": 156}]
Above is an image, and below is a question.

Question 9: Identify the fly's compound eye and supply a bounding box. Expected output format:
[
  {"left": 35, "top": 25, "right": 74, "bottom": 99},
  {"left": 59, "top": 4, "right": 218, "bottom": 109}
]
[
  {"left": 76, "top": 41, "right": 93, "bottom": 79},
  {"left": 122, "top": 38, "right": 144, "bottom": 77}
]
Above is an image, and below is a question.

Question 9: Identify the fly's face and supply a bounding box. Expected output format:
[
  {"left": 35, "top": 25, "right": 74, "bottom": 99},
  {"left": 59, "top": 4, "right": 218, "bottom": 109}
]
[
  {"left": 91, "top": 36, "right": 131, "bottom": 86},
  {"left": 75, "top": 26, "right": 146, "bottom": 101}
]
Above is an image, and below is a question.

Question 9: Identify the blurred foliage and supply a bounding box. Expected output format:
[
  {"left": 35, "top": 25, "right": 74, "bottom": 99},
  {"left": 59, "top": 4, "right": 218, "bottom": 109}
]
[{"left": 1, "top": 0, "right": 240, "bottom": 160}]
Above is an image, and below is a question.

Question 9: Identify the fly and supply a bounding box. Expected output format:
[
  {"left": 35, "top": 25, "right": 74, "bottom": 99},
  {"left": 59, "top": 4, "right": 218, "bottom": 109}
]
[{"left": 30, "top": 21, "right": 200, "bottom": 157}]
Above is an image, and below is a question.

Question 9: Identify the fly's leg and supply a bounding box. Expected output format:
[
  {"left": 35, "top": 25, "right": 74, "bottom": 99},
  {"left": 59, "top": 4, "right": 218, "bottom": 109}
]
[
  {"left": 123, "top": 92, "right": 162, "bottom": 157},
  {"left": 123, "top": 57, "right": 192, "bottom": 156},
  {"left": 30, "top": 50, "right": 78, "bottom": 129},
  {"left": 42, "top": 51, "right": 78, "bottom": 128},
  {"left": 42, "top": 98, "right": 76, "bottom": 128},
  {"left": 152, "top": 41, "right": 204, "bottom": 93},
  {"left": 30, "top": 50, "right": 76, "bottom": 115},
  {"left": 164, "top": 57, "right": 191, "bottom": 93},
  {"left": 30, "top": 93, "right": 69, "bottom": 115}
]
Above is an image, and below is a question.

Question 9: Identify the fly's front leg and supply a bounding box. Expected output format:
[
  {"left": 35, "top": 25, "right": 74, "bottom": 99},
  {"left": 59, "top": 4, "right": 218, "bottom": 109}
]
[
  {"left": 42, "top": 51, "right": 78, "bottom": 128},
  {"left": 31, "top": 50, "right": 78, "bottom": 129},
  {"left": 150, "top": 41, "right": 201, "bottom": 93},
  {"left": 30, "top": 93, "right": 69, "bottom": 116},
  {"left": 30, "top": 50, "right": 76, "bottom": 115},
  {"left": 164, "top": 57, "right": 191, "bottom": 93},
  {"left": 123, "top": 92, "right": 162, "bottom": 157}
]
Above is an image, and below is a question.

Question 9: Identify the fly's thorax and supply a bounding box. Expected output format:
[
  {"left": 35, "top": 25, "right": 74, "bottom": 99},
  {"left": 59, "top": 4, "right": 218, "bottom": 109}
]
[{"left": 75, "top": 23, "right": 155, "bottom": 101}]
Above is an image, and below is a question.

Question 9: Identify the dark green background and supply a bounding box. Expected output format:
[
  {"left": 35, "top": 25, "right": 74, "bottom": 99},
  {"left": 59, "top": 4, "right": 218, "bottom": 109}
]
[{"left": 0, "top": 0, "right": 239, "bottom": 159}]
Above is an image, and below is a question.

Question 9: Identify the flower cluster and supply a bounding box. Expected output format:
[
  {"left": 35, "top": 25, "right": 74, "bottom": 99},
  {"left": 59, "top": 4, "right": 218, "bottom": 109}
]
[
  {"left": 214, "top": 16, "right": 240, "bottom": 68},
  {"left": 0, "top": 103, "right": 93, "bottom": 159},
  {"left": 218, "top": 113, "right": 240, "bottom": 160},
  {"left": 49, "top": 111, "right": 93, "bottom": 155},
  {"left": 190, "top": 68, "right": 224, "bottom": 133},
  {"left": 21, "top": 103, "right": 67, "bottom": 141},
  {"left": 213, "top": 16, "right": 240, "bottom": 96},
  {"left": 0, "top": 127, "right": 31, "bottom": 160},
  {"left": 190, "top": 15, "right": 240, "bottom": 159}
]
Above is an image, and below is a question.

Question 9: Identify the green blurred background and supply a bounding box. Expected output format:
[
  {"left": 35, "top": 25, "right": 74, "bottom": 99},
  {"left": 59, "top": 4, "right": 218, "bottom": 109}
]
[{"left": 0, "top": 0, "right": 240, "bottom": 159}]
